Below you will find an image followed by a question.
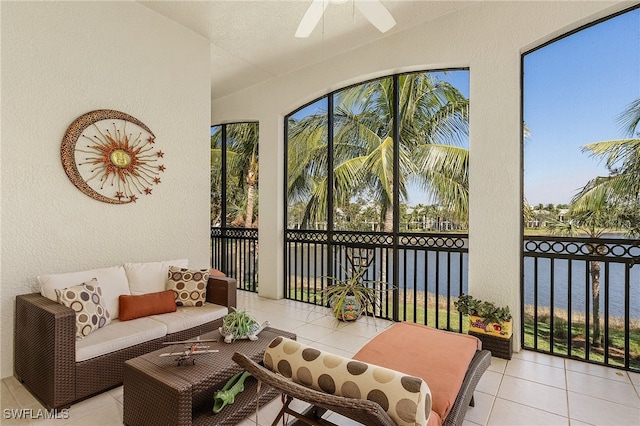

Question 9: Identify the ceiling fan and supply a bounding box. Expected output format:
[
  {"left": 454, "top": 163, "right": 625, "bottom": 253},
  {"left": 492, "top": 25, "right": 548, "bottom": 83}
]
[{"left": 296, "top": 0, "right": 397, "bottom": 38}]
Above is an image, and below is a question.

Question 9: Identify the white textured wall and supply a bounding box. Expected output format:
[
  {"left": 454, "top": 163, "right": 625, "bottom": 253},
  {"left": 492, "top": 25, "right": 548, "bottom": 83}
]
[
  {"left": 0, "top": 1, "right": 211, "bottom": 378},
  {"left": 212, "top": 1, "right": 630, "bottom": 348}
]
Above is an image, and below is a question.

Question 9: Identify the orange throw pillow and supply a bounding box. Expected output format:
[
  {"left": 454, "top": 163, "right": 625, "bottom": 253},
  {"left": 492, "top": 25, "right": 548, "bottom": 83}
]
[
  {"left": 118, "top": 290, "right": 176, "bottom": 321},
  {"left": 209, "top": 268, "right": 226, "bottom": 277}
]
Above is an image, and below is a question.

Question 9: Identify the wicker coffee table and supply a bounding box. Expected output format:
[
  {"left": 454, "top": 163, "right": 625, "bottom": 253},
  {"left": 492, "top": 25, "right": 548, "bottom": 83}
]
[{"left": 123, "top": 327, "right": 296, "bottom": 426}]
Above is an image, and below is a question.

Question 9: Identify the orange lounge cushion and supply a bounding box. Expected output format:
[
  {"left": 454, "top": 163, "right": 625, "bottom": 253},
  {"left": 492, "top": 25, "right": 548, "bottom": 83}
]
[
  {"left": 427, "top": 410, "right": 442, "bottom": 426},
  {"left": 353, "top": 322, "right": 481, "bottom": 423},
  {"left": 118, "top": 290, "right": 177, "bottom": 321}
]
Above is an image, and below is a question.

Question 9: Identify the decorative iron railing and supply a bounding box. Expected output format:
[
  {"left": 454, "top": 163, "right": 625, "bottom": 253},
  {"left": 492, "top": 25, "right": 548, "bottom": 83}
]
[
  {"left": 523, "top": 235, "right": 640, "bottom": 372},
  {"left": 285, "top": 230, "right": 468, "bottom": 331},
  {"left": 211, "top": 227, "right": 258, "bottom": 292},
  {"left": 210, "top": 228, "right": 639, "bottom": 371}
]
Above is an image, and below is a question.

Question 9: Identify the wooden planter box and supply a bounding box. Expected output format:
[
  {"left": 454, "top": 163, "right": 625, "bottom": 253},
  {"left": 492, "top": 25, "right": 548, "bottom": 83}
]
[
  {"left": 469, "top": 330, "right": 513, "bottom": 359},
  {"left": 468, "top": 315, "right": 513, "bottom": 359}
]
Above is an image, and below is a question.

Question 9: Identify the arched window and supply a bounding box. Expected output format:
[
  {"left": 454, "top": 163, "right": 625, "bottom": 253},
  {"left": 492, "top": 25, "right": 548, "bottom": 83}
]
[{"left": 285, "top": 70, "right": 470, "bottom": 326}]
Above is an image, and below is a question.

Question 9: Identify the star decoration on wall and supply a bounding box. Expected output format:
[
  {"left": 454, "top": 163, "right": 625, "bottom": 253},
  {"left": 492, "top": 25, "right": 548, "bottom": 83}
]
[{"left": 61, "top": 110, "right": 166, "bottom": 204}]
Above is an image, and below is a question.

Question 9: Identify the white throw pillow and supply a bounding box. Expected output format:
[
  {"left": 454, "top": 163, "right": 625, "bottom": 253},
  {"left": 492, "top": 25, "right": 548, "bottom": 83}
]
[
  {"left": 124, "top": 259, "right": 189, "bottom": 295},
  {"left": 37, "top": 265, "right": 130, "bottom": 319}
]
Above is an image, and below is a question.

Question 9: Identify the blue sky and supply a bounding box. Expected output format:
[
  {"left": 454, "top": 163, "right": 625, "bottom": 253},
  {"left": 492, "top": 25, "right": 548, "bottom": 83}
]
[{"left": 523, "top": 7, "right": 640, "bottom": 206}]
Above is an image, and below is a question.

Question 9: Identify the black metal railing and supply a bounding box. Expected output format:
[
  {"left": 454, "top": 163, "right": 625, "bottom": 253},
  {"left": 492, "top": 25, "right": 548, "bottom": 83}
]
[
  {"left": 211, "top": 227, "right": 258, "bottom": 292},
  {"left": 285, "top": 229, "right": 468, "bottom": 331},
  {"left": 523, "top": 235, "right": 640, "bottom": 372},
  {"left": 210, "top": 228, "right": 639, "bottom": 371}
]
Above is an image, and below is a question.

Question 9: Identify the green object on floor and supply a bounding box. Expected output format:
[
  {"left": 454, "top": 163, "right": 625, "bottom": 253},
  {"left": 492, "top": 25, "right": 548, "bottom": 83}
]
[{"left": 212, "top": 371, "right": 252, "bottom": 414}]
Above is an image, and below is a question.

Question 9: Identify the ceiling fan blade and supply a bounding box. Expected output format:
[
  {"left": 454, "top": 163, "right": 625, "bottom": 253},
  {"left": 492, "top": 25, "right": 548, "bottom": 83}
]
[
  {"left": 355, "top": 0, "right": 396, "bottom": 33},
  {"left": 296, "top": 0, "right": 329, "bottom": 38}
]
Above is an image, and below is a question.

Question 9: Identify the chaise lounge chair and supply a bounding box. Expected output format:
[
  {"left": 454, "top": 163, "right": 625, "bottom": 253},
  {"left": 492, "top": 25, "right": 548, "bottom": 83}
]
[{"left": 233, "top": 322, "right": 492, "bottom": 426}]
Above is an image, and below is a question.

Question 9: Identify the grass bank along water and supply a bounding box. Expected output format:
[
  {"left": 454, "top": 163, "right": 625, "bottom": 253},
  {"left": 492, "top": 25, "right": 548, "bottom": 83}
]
[{"left": 287, "top": 277, "right": 639, "bottom": 370}]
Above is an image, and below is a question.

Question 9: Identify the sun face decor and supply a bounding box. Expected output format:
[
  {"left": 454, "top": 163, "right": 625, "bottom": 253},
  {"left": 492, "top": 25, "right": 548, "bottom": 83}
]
[{"left": 61, "top": 109, "right": 165, "bottom": 204}]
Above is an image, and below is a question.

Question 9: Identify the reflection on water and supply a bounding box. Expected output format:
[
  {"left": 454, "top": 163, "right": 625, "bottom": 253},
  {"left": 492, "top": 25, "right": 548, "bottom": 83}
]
[{"left": 524, "top": 257, "right": 640, "bottom": 319}]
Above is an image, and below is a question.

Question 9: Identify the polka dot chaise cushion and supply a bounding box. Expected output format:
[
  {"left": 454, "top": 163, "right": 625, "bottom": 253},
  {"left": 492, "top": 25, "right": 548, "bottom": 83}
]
[{"left": 263, "top": 336, "right": 432, "bottom": 426}]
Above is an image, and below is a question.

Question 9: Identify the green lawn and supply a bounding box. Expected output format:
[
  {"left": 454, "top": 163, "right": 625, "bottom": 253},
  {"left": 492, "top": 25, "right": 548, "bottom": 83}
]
[
  {"left": 286, "top": 286, "right": 639, "bottom": 371},
  {"left": 522, "top": 314, "right": 640, "bottom": 370}
]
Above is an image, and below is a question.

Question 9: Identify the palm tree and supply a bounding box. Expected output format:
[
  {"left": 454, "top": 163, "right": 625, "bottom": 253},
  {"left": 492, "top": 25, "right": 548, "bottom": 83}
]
[
  {"left": 211, "top": 131, "right": 223, "bottom": 226},
  {"left": 287, "top": 111, "right": 329, "bottom": 229},
  {"left": 548, "top": 201, "right": 628, "bottom": 347},
  {"left": 405, "top": 204, "right": 427, "bottom": 231},
  {"left": 211, "top": 123, "right": 259, "bottom": 228},
  {"left": 550, "top": 98, "right": 640, "bottom": 348},
  {"left": 287, "top": 73, "right": 469, "bottom": 232},
  {"left": 571, "top": 99, "right": 640, "bottom": 231}
]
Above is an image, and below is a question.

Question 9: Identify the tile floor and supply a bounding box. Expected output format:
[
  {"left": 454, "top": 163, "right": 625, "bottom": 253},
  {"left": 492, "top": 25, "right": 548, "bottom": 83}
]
[{"left": 2, "top": 291, "right": 640, "bottom": 425}]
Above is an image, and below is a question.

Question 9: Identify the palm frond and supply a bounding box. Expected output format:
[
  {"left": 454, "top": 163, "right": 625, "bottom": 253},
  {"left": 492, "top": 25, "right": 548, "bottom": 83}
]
[
  {"left": 582, "top": 138, "right": 640, "bottom": 173},
  {"left": 414, "top": 144, "right": 469, "bottom": 218},
  {"left": 617, "top": 98, "right": 640, "bottom": 138}
]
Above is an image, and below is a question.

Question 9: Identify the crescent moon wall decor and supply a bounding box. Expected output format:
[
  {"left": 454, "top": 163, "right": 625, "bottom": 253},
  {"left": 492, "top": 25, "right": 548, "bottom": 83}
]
[{"left": 61, "top": 110, "right": 165, "bottom": 204}]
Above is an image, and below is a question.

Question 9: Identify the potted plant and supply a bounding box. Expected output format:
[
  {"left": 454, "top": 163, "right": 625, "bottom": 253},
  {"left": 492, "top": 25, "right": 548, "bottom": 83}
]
[
  {"left": 219, "top": 308, "right": 269, "bottom": 343},
  {"left": 455, "top": 294, "right": 512, "bottom": 338},
  {"left": 315, "top": 265, "right": 393, "bottom": 322}
]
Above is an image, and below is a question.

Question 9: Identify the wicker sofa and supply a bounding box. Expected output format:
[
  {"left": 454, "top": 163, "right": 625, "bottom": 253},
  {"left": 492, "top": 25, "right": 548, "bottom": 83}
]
[{"left": 14, "top": 260, "right": 237, "bottom": 410}]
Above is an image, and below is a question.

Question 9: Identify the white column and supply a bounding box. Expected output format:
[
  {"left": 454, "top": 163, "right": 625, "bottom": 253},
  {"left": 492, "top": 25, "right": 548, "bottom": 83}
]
[
  {"left": 468, "top": 49, "right": 523, "bottom": 351},
  {"left": 257, "top": 116, "right": 285, "bottom": 299}
]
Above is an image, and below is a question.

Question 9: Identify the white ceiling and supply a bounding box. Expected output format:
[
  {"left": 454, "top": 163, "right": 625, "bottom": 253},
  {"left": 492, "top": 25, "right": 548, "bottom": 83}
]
[{"left": 138, "top": 1, "right": 475, "bottom": 100}]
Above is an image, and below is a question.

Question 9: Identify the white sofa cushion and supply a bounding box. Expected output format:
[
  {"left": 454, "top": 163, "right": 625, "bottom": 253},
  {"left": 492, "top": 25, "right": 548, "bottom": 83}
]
[
  {"left": 75, "top": 317, "right": 167, "bottom": 362},
  {"left": 38, "top": 265, "right": 130, "bottom": 319},
  {"left": 124, "top": 259, "right": 189, "bottom": 295},
  {"left": 149, "top": 303, "right": 228, "bottom": 334}
]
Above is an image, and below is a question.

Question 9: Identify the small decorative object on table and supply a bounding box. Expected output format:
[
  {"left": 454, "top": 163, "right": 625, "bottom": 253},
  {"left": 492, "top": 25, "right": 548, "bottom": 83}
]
[
  {"left": 219, "top": 308, "right": 270, "bottom": 343},
  {"left": 455, "top": 293, "right": 513, "bottom": 359},
  {"left": 160, "top": 338, "right": 218, "bottom": 366},
  {"left": 212, "top": 371, "right": 252, "bottom": 413}
]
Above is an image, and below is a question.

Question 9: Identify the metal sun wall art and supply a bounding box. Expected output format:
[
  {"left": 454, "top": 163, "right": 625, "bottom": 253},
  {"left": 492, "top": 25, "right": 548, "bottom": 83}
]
[{"left": 61, "top": 110, "right": 165, "bottom": 204}]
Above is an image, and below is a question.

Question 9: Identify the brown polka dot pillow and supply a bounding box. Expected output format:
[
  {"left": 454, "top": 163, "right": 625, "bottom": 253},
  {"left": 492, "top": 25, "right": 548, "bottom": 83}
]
[
  {"left": 263, "top": 336, "right": 431, "bottom": 426},
  {"left": 166, "top": 266, "right": 210, "bottom": 307},
  {"left": 55, "top": 278, "right": 111, "bottom": 339}
]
